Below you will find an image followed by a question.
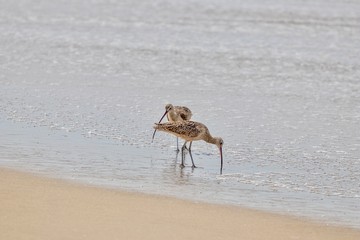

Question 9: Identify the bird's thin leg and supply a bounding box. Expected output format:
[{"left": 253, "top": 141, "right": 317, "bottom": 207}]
[
  {"left": 181, "top": 150, "right": 185, "bottom": 167},
  {"left": 180, "top": 141, "right": 187, "bottom": 168},
  {"left": 181, "top": 141, "right": 188, "bottom": 151},
  {"left": 176, "top": 137, "right": 180, "bottom": 152},
  {"left": 174, "top": 149, "right": 179, "bottom": 164},
  {"left": 179, "top": 138, "right": 188, "bottom": 151},
  {"left": 183, "top": 142, "right": 189, "bottom": 151},
  {"left": 188, "top": 142, "right": 197, "bottom": 168}
]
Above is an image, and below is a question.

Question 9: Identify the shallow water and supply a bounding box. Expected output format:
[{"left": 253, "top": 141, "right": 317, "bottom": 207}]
[{"left": 1, "top": 0, "right": 360, "bottom": 229}]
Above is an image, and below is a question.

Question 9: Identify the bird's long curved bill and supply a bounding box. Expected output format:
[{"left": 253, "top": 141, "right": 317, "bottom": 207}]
[
  {"left": 152, "top": 110, "right": 168, "bottom": 141},
  {"left": 220, "top": 147, "right": 223, "bottom": 175}
]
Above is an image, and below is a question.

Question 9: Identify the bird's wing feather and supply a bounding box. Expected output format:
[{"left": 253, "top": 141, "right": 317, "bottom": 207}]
[
  {"left": 155, "top": 121, "right": 201, "bottom": 138},
  {"left": 175, "top": 106, "right": 192, "bottom": 121}
]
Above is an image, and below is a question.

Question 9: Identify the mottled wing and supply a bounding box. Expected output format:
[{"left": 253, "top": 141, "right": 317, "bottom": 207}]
[
  {"left": 175, "top": 106, "right": 192, "bottom": 121},
  {"left": 155, "top": 121, "right": 200, "bottom": 138}
]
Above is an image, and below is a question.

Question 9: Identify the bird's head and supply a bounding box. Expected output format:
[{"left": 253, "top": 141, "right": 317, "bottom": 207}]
[
  {"left": 214, "top": 137, "right": 224, "bottom": 149},
  {"left": 165, "top": 104, "right": 174, "bottom": 112}
]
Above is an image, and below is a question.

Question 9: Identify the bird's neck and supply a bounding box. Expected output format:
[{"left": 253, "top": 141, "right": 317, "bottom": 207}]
[
  {"left": 204, "top": 134, "right": 217, "bottom": 145},
  {"left": 167, "top": 111, "right": 177, "bottom": 122}
]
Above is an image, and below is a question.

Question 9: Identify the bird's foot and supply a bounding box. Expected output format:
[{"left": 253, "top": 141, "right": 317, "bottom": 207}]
[
  {"left": 180, "top": 164, "right": 185, "bottom": 168},
  {"left": 191, "top": 165, "right": 197, "bottom": 169}
]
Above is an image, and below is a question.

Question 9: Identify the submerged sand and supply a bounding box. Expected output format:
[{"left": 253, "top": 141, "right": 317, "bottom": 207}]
[{"left": 0, "top": 168, "right": 359, "bottom": 240}]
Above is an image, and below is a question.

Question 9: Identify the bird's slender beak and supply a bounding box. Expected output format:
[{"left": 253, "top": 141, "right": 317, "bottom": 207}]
[
  {"left": 152, "top": 110, "right": 168, "bottom": 142},
  {"left": 151, "top": 129, "right": 157, "bottom": 142},
  {"left": 220, "top": 146, "right": 223, "bottom": 175}
]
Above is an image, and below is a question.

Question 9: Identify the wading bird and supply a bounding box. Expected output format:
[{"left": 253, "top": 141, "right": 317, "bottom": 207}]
[
  {"left": 153, "top": 120, "right": 224, "bottom": 174},
  {"left": 152, "top": 104, "right": 192, "bottom": 151}
]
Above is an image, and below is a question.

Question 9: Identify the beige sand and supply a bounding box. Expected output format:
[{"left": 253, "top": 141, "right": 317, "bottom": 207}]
[{"left": 0, "top": 168, "right": 359, "bottom": 240}]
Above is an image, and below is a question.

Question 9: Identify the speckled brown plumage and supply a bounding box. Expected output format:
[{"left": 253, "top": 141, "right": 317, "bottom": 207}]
[
  {"left": 153, "top": 120, "right": 224, "bottom": 174},
  {"left": 166, "top": 104, "right": 192, "bottom": 122},
  {"left": 154, "top": 121, "right": 206, "bottom": 140},
  {"left": 152, "top": 104, "right": 193, "bottom": 151}
]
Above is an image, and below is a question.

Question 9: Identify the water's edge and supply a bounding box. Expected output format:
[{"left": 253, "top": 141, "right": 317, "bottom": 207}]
[{"left": 1, "top": 118, "right": 359, "bottom": 230}]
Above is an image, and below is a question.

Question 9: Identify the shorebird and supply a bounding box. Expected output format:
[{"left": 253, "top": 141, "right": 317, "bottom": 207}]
[
  {"left": 153, "top": 120, "right": 224, "bottom": 174},
  {"left": 152, "top": 104, "right": 192, "bottom": 151}
]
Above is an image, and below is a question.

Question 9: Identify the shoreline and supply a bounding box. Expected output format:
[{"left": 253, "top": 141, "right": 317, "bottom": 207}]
[{"left": 1, "top": 167, "right": 359, "bottom": 240}]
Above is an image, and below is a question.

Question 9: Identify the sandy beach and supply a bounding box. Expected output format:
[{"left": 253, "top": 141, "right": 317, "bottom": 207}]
[{"left": 0, "top": 168, "right": 359, "bottom": 240}]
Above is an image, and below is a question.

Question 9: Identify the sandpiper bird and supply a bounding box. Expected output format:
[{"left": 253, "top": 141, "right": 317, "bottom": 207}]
[
  {"left": 152, "top": 104, "right": 192, "bottom": 151},
  {"left": 153, "top": 120, "right": 224, "bottom": 174}
]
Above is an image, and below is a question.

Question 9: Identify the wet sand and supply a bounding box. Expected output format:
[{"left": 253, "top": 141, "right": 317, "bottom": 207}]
[{"left": 0, "top": 168, "right": 359, "bottom": 240}]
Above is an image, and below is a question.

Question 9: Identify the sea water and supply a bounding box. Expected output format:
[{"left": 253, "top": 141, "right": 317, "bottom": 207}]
[{"left": 0, "top": 0, "right": 359, "bottom": 229}]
